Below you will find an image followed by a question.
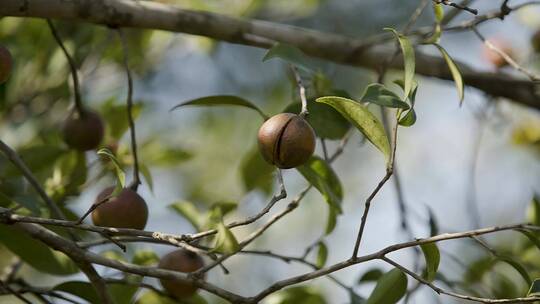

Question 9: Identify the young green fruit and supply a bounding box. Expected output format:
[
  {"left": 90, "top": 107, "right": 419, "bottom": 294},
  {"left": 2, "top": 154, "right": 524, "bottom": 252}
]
[
  {"left": 257, "top": 113, "right": 316, "bottom": 169},
  {"left": 0, "top": 45, "right": 13, "bottom": 84},
  {"left": 532, "top": 29, "right": 540, "bottom": 53},
  {"left": 158, "top": 249, "right": 205, "bottom": 299},
  {"left": 62, "top": 110, "right": 105, "bottom": 151},
  {"left": 91, "top": 187, "right": 148, "bottom": 230}
]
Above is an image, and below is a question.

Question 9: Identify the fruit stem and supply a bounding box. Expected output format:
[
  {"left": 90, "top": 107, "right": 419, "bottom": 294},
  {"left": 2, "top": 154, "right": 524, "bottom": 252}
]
[
  {"left": 46, "top": 19, "right": 86, "bottom": 117},
  {"left": 290, "top": 65, "right": 309, "bottom": 118}
]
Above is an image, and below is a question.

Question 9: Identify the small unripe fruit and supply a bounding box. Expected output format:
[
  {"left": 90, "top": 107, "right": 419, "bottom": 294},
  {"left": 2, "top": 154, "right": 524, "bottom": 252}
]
[
  {"left": 62, "top": 110, "right": 105, "bottom": 151},
  {"left": 257, "top": 113, "right": 316, "bottom": 169},
  {"left": 91, "top": 187, "right": 148, "bottom": 230},
  {"left": 0, "top": 45, "right": 13, "bottom": 84},
  {"left": 158, "top": 249, "right": 205, "bottom": 299},
  {"left": 532, "top": 29, "right": 540, "bottom": 53}
]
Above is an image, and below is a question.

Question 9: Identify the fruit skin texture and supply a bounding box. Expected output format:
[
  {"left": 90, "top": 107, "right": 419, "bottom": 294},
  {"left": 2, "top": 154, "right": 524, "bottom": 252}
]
[
  {"left": 0, "top": 45, "right": 13, "bottom": 84},
  {"left": 257, "top": 113, "right": 316, "bottom": 169},
  {"left": 62, "top": 110, "right": 105, "bottom": 151},
  {"left": 532, "top": 29, "right": 540, "bottom": 53},
  {"left": 91, "top": 187, "right": 148, "bottom": 230},
  {"left": 158, "top": 249, "right": 205, "bottom": 299}
]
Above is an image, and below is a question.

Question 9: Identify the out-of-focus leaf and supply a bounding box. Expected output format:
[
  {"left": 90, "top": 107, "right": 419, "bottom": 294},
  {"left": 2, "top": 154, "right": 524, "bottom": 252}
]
[
  {"left": 136, "top": 291, "right": 207, "bottom": 304},
  {"left": 139, "top": 163, "right": 154, "bottom": 192},
  {"left": 349, "top": 292, "right": 366, "bottom": 304},
  {"left": 464, "top": 256, "right": 495, "bottom": 283},
  {"left": 326, "top": 205, "right": 339, "bottom": 235},
  {"left": 0, "top": 192, "right": 40, "bottom": 215},
  {"left": 366, "top": 268, "right": 407, "bottom": 304},
  {"left": 240, "top": 145, "right": 275, "bottom": 195},
  {"left": 0, "top": 225, "right": 78, "bottom": 275},
  {"left": 528, "top": 279, "right": 540, "bottom": 296},
  {"left": 101, "top": 250, "right": 127, "bottom": 262},
  {"left": 141, "top": 140, "right": 192, "bottom": 167},
  {"left": 384, "top": 28, "right": 415, "bottom": 99},
  {"left": 132, "top": 250, "right": 159, "bottom": 266},
  {"left": 297, "top": 156, "right": 343, "bottom": 212},
  {"left": 359, "top": 84, "right": 410, "bottom": 109},
  {"left": 170, "top": 95, "right": 267, "bottom": 119},
  {"left": 433, "top": 43, "right": 464, "bottom": 104},
  {"left": 283, "top": 100, "right": 350, "bottom": 140},
  {"left": 358, "top": 269, "right": 384, "bottom": 283},
  {"left": 100, "top": 98, "right": 144, "bottom": 140},
  {"left": 263, "top": 43, "right": 314, "bottom": 72},
  {"left": 316, "top": 241, "right": 328, "bottom": 268},
  {"left": 267, "top": 286, "right": 326, "bottom": 304},
  {"left": 497, "top": 255, "right": 531, "bottom": 285},
  {"left": 426, "top": 206, "right": 439, "bottom": 236},
  {"left": 4, "top": 145, "right": 65, "bottom": 176},
  {"left": 169, "top": 201, "right": 203, "bottom": 231},
  {"left": 212, "top": 222, "right": 240, "bottom": 254},
  {"left": 420, "top": 243, "right": 440, "bottom": 282},
  {"left": 527, "top": 197, "right": 540, "bottom": 226},
  {"left": 97, "top": 148, "right": 125, "bottom": 190},
  {"left": 55, "top": 280, "right": 140, "bottom": 304},
  {"left": 316, "top": 96, "right": 390, "bottom": 164},
  {"left": 518, "top": 229, "right": 540, "bottom": 252},
  {"left": 209, "top": 201, "right": 237, "bottom": 219}
]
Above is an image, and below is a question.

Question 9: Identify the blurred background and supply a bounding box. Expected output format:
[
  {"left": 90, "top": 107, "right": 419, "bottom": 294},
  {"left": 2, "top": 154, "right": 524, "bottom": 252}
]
[{"left": 1, "top": 0, "right": 540, "bottom": 303}]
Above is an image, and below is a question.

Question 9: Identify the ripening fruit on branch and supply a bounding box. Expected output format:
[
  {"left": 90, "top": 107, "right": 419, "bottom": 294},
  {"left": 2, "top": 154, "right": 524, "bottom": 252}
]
[
  {"left": 91, "top": 187, "right": 148, "bottom": 230},
  {"left": 158, "top": 249, "right": 205, "bottom": 299},
  {"left": 532, "top": 29, "right": 540, "bottom": 53},
  {"left": 62, "top": 110, "right": 105, "bottom": 151},
  {"left": 0, "top": 45, "right": 13, "bottom": 84},
  {"left": 482, "top": 38, "right": 514, "bottom": 68},
  {"left": 257, "top": 113, "right": 316, "bottom": 169}
]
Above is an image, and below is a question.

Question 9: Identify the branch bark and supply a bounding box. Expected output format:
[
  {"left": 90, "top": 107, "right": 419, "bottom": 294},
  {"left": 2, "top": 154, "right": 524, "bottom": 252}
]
[{"left": 1, "top": 0, "right": 539, "bottom": 110}]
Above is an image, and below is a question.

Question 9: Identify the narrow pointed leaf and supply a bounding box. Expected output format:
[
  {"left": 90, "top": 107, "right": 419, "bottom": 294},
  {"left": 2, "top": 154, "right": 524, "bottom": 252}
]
[
  {"left": 316, "top": 242, "right": 328, "bottom": 268},
  {"left": 360, "top": 83, "right": 410, "bottom": 109},
  {"left": 297, "top": 156, "right": 343, "bottom": 212},
  {"left": 434, "top": 44, "right": 464, "bottom": 104},
  {"left": 213, "top": 222, "right": 240, "bottom": 254},
  {"left": 263, "top": 43, "right": 314, "bottom": 71},
  {"left": 420, "top": 243, "right": 440, "bottom": 282},
  {"left": 366, "top": 268, "right": 408, "bottom": 304},
  {"left": 316, "top": 96, "right": 390, "bottom": 163},
  {"left": 170, "top": 95, "right": 268, "bottom": 119},
  {"left": 97, "top": 148, "right": 125, "bottom": 188},
  {"left": 384, "top": 28, "right": 415, "bottom": 98}
]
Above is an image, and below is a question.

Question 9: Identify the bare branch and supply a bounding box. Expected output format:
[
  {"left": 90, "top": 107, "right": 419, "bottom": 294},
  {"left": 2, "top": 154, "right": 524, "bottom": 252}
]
[{"left": 432, "top": 0, "right": 478, "bottom": 15}]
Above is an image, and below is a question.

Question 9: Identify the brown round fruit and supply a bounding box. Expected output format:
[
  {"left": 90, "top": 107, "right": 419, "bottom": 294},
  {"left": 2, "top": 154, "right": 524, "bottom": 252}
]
[
  {"left": 91, "top": 187, "right": 148, "bottom": 230},
  {"left": 257, "top": 113, "right": 316, "bottom": 169},
  {"left": 532, "top": 29, "right": 540, "bottom": 53},
  {"left": 62, "top": 110, "right": 105, "bottom": 151},
  {"left": 158, "top": 249, "right": 205, "bottom": 299},
  {"left": 0, "top": 45, "right": 13, "bottom": 84}
]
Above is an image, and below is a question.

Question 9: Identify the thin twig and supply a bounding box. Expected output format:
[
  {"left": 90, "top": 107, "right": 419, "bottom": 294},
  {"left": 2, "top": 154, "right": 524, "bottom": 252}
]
[
  {"left": 290, "top": 65, "right": 308, "bottom": 117},
  {"left": 0, "top": 280, "right": 33, "bottom": 304},
  {"left": 116, "top": 28, "right": 141, "bottom": 190},
  {"left": 76, "top": 196, "right": 111, "bottom": 225},
  {"left": 46, "top": 19, "right": 84, "bottom": 115},
  {"left": 432, "top": 0, "right": 478, "bottom": 15}
]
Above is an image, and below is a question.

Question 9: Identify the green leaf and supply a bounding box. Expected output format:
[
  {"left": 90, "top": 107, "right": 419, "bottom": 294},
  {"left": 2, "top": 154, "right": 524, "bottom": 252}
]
[
  {"left": 213, "top": 222, "right": 240, "bottom": 254},
  {"left": 384, "top": 28, "right": 415, "bottom": 99},
  {"left": 100, "top": 98, "right": 144, "bottom": 140},
  {"left": 433, "top": 44, "right": 464, "bottom": 104},
  {"left": 170, "top": 95, "right": 268, "bottom": 119},
  {"left": 426, "top": 207, "right": 439, "bottom": 236},
  {"left": 4, "top": 145, "right": 65, "bottom": 176},
  {"left": 527, "top": 197, "right": 540, "bottom": 226},
  {"left": 398, "top": 108, "right": 417, "bottom": 127},
  {"left": 358, "top": 269, "right": 384, "bottom": 283},
  {"left": 359, "top": 84, "right": 410, "bottom": 109},
  {"left": 141, "top": 140, "right": 192, "bottom": 167},
  {"left": 325, "top": 205, "right": 339, "bottom": 235},
  {"left": 420, "top": 243, "right": 440, "bottom": 282},
  {"left": 518, "top": 229, "right": 540, "bottom": 252},
  {"left": 528, "top": 279, "right": 540, "bottom": 296},
  {"left": 0, "top": 225, "right": 79, "bottom": 275},
  {"left": 297, "top": 156, "right": 343, "bottom": 212},
  {"left": 240, "top": 145, "right": 275, "bottom": 195},
  {"left": 0, "top": 192, "right": 40, "bottom": 215},
  {"left": 263, "top": 43, "right": 314, "bottom": 72},
  {"left": 316, "top": 96, "right": 390, "bottom": 163},
  {"left": 132, "top": 250, "right": 159, "bottom": 266},
  {"left": 169, "top": 201, "right": 203, "bottom": 231},
  {"left": 97, "top": 148, "right": 125, "bottom": 188},
  {"left": 433, "top": 3, "right": 444, "bottom": 22},
  {"left": 316, "top": 241, "right": 328, "bottom": 268},
  {"left": 101, "top": 250, "right": 127, "bottom": 262},
  {"left": 497, "top": 255, "right": 532, "bottom": 285},
  {"left": 209, "top": 201, "right": 237, "bottom": 218},
  {"left": 136, "top": 291, "right": 208, "bottom": 304},
  {"left": 268, "top": 286, "right": 326, "bottom": 304},
  {"left": 365, "top": 268, "right": 408, "bottom": 304},
  {"left": 283, "top": 100, "right": 350, "bottom": 140},
  {"left": 55, "top": 280, "right": 140, "bottom": 304},
  {"left": 139, "top": 163, "right": 154, "bottom": 192},
  {"left": 464, "top": 256, "right": 495, "bottom": 283}
]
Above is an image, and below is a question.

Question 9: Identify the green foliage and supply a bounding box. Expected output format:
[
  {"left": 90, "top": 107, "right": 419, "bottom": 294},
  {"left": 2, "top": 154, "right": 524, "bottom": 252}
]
[
  {"left": 316, "top": 96, "right": 391, "bottom": 164},
  {"left": 0, "top": 225, "right": 78, "bottom": 275},
  {"left": 433, "top": 44, "right": 464, "bottom": 104},
  {"left": 359, "top": 84, "right": 410, "bottom": 109},
  {"left": 420, "top": 243, "right": 440, "bottom": 282},
  {"left": 213, "top": 221, "right": 240, "bottom": 254},
  {"left": 170, "top": 95, "right": 268, "bottom": 119},
  {"left": 136, "top": 290, "right": 208, "bottom": 304},
  {"left": 283, "top": 100, "right": 350, "bottom": 140},
  {"left": 267, "top": 286, "right": 326, "bottom": 304},
  {"left": 133, "top": 250, "right": 160, "bottom": 266},
  {"left": 54, "top": 280, "right": 140, "bottom": 304},
  {"left": 316, "top": 241, "right": 328, "bottom": 268},
  {"left": 240, "top": 145, "right": 275, "bottom": 195},
  {"left": 97, "top": 147, "right": 126, "bottom": 193},
  {"left": 384, "top": 28, "right": 416, "bottom": 99},
  {"left": 358, "top": 269, "right": 384, "bottom": 283},
  {"left": 263, "top": 43, "right": 314, "bottom": 72},
  {"left": 100, "top": 98, "right": 144, "bottom": 140},
  {"left": 365, "top": 268, "right": 408, "bottom": 304},
  {"left": 169, "top": 201, "right": 204, "bottom": 231}
]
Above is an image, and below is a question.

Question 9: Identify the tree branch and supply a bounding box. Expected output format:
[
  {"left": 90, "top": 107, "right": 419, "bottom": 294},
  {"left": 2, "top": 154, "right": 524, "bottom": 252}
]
[{"left": 2, "top": 0, "right": 539, "bottom": 110}]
